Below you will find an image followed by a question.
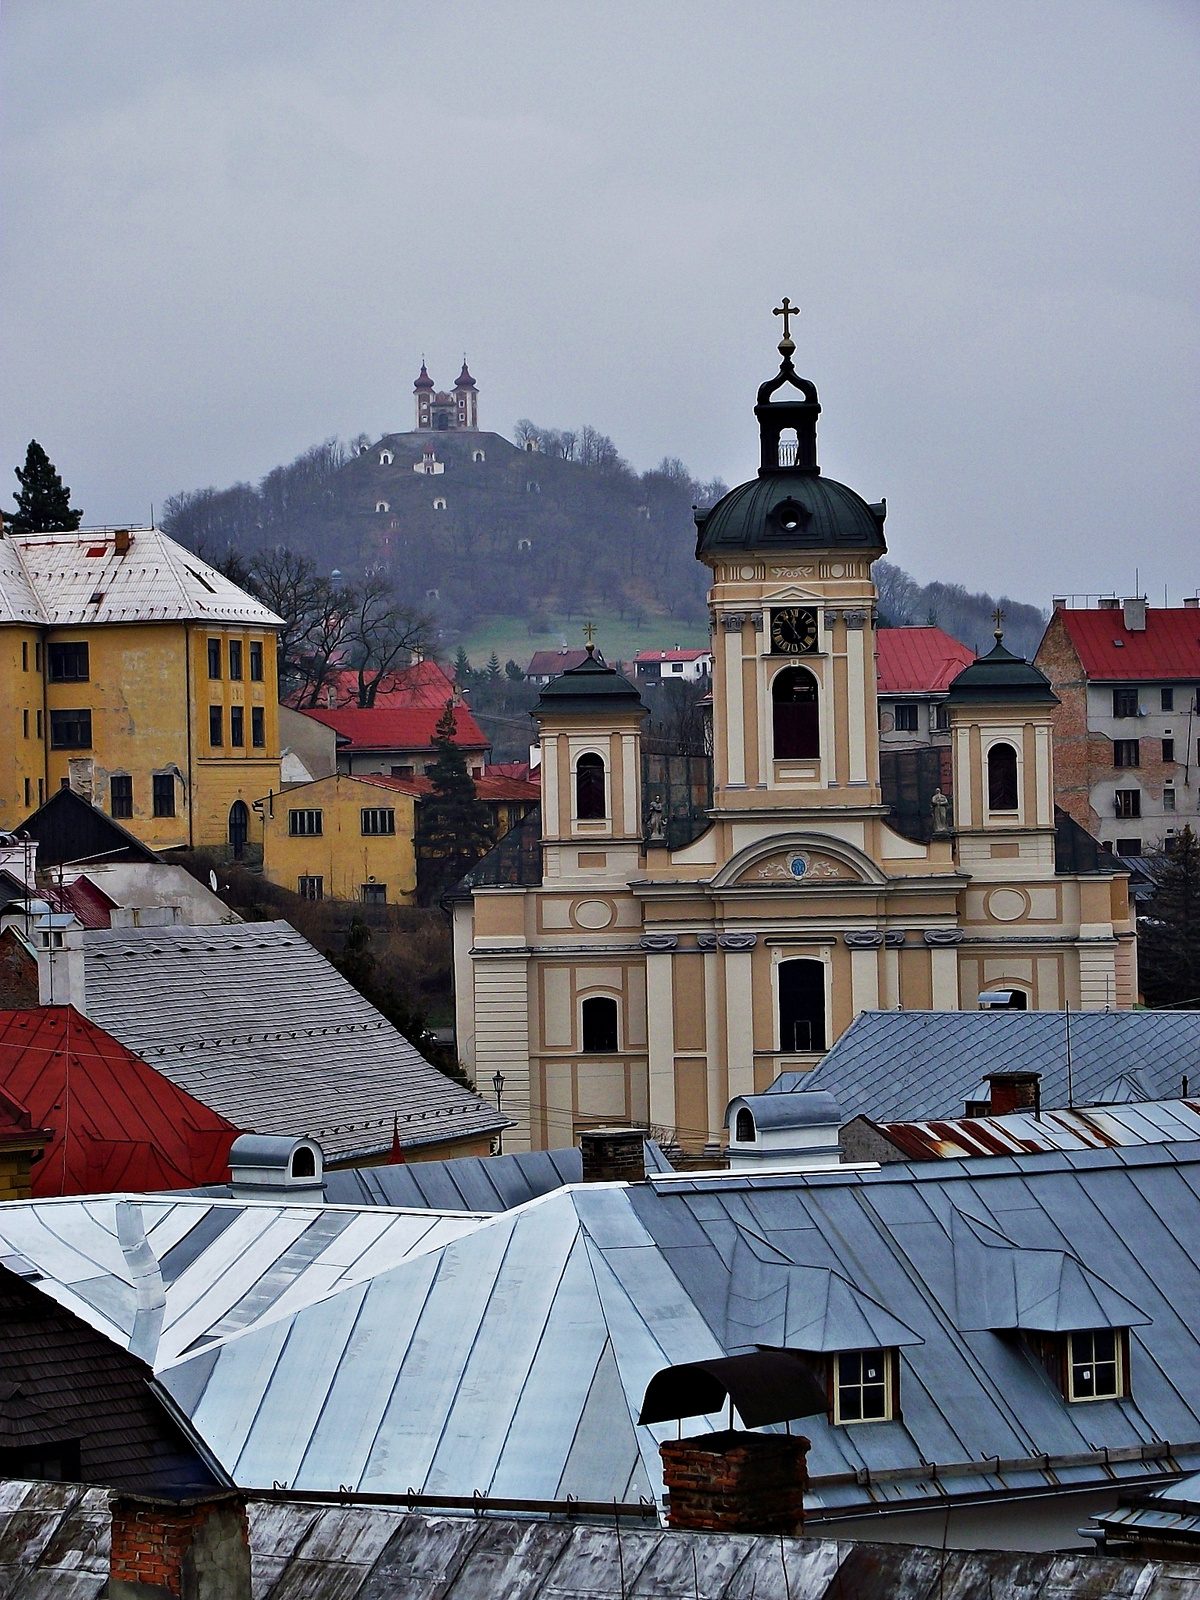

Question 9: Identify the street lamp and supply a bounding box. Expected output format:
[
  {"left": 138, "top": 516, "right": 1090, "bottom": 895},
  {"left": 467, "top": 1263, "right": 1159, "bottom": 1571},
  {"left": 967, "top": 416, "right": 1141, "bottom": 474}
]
[{"left": 492, "top": 1072, "right": 505, "bottom": 1154}]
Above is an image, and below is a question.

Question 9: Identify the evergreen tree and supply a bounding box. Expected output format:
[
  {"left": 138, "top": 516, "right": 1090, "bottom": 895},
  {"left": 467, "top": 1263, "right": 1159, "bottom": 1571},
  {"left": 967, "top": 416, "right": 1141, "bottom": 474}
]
[
  {"left": 454, "top": 645, "right": 473, "bottom": 684},
  {"left": 505, "top": 658, "right": 525, "bottom": 682},
  {"left": 486, "top": 650, "right": 502, "bottom": 682},
  {"left": 1139, "top": 827, "right": 1200, "bottom": 1009},
  {"left": 9, "top": 441, "right": 82, "bottom": 532},
  {"left": 415, "top": 699, "right": 495, "bottom": 903}
]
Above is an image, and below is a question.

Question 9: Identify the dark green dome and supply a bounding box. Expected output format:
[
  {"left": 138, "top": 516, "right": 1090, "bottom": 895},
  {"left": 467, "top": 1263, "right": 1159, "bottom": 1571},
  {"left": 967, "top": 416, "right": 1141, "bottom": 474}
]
[
  {"left": 694, "top": 331, "right": 887, "bottom": 559},
  {"left": 535, "top": 646, "right": 646, "bottom": 717},
  {"left": 946, "top": 639, "right": 1058, "bottom": 706}
]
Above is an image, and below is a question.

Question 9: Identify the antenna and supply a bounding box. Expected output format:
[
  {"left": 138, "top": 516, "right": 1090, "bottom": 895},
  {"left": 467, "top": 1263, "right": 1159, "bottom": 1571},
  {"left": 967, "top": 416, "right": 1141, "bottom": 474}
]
[{"left": 1065, "top": 1000, "right": 1074, "bottom": 1109}]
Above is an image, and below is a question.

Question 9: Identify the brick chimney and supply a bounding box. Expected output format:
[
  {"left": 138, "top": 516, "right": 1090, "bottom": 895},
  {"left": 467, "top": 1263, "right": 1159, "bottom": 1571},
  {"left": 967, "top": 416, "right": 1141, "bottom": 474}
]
[
  {"left": 579, "top": 1126, "right": 645, "bottom": 1183},
  {"left": 660, "top": 1431, "right": 809, "bottom": 1534},
  {"left": 108, "top": 1490, "right": 251, "bottom": 1600},
  {"left": 987, "top": 1070, "right": 1041, "bottom": 1116}
]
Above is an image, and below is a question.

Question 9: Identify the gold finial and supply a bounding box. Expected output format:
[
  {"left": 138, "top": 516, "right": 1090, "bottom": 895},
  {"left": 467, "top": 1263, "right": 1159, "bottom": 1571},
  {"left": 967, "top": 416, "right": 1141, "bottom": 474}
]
[
  {"left": 774, "top": 297, "right": 800, "bottom": 353},
  {"left": 992, "top": 606, "right": 1005, "bottom": 642},
  {"left": 583, "top": 620, "right": 597, "bottom": 655}
]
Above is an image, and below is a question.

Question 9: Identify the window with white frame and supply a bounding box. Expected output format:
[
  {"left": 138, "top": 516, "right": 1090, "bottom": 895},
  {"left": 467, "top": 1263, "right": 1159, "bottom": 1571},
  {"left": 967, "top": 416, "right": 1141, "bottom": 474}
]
[
  {"left": 297, "top": 876, "right": 323, "bottom": 900},
  {"left": 833, "top": 1349, "right": 895, "bottom": 1424},
  {"left": 1067, "top": 1329, "right": 1125, "bottom": 1401},
  {"left": 289, "top": 809, "right": 323, "bottom": 836},
  {"left": 361, "top": 807, "right": 396, "bottom": 836}
]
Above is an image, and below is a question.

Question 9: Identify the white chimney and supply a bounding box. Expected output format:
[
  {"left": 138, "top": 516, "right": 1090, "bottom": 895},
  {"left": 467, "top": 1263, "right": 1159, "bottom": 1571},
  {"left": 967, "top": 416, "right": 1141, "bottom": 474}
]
[
  {"left": 1122, "top": 596, "right": 1147, "bottom": 632},
  {"left": 35, "top": 917, "right": 87, "bottom": 1013},
  {"left": 1185, "top": 597, "right": 1200, "bottom": 610}
]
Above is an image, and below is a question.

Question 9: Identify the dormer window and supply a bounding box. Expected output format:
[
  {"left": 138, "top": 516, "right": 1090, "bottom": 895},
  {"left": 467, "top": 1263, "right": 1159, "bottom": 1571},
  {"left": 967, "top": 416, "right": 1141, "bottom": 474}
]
[
  {"left": 1068, "top": 1329, "right": 1126, "bottom": 1402},
  {"left": 833, "top": 1348, "right": 896, "bottom": 1424},
  {"left": 734, "top": 1107, "right": 755, "bottom": 1142}
]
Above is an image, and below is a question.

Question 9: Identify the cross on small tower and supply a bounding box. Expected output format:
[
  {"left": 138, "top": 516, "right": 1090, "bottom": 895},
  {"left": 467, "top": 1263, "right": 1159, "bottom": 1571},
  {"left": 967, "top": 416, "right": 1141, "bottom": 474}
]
[
  {"left": 992, "top": 606, "right": 1005, "bottom": 641},
  {"left": 582, "top": 621, "right": 597, "bottom": 643},
  {"left": 774, "top": 298, "right": 800, "bottom": 341}
]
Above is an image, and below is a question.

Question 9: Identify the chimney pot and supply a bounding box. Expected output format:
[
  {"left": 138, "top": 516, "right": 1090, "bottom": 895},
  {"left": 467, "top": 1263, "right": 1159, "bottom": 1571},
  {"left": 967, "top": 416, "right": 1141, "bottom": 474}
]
[
  {"left": 579, "top": 1126, "right": 645, "bottom": 1183},
  {"left": 1184, "top": 596, "right": 1200, "bottom": 610},
  {"left": 114, "top": 528, "right": 132, "bottom": 555},
  {"left": 987, "top": 1070, "right": 1041, "bottom": 1116},
  {"left": 1098, "top": 597, "right": 1120, "bottom": 610},
  {"left": 108, "top": 1490, "right": 251, "bottom": 1600},
  {"left": 660, "top": 1431, "right": 809, "bottom": 1534}
]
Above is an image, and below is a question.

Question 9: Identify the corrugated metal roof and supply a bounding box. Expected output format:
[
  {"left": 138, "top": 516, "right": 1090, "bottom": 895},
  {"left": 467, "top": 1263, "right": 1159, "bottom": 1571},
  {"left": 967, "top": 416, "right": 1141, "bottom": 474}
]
[
  {"left": 873, "top": 1097, "right": 1200, "bottom": 1161},
  {"left": 1, "top": 528, "right": 283, "bottom": 627},
  {"left": 80, "top": 922, "right": 504, "bottom": 1160},
  {"left": 807, "top": 1010, "right": 1200, "bottom": 1123},
  {"left": 7, "top": 1140, "right": 1200, "bottom": 1518},
  {"left": 1057, "top": 606, "right": 1200, "bottom": 682},
  {"left": 875, "top": 627, "right": 975, "bottom": 693},
  {"left": 0, "top": 1483, "right": 1191, "bottom": 1598}
]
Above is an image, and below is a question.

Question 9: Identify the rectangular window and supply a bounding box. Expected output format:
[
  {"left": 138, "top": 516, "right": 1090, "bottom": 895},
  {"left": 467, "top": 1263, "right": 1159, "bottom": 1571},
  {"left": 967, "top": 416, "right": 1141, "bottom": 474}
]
[
  {"left": 252, "top": 706, "right": 265, "bottom": 747},
  {"left": 208, "top": 706, "right": 222, "bottom": 746},
  {"left": 1161, "top": 687, "right": 1175, "bottom": 712},
  {"left": 297, "top": 876, "right": 323, "bottom": 900},
  {"left": 894, "top": 702, "right": 919, "bottom": 732},
  {"left": 36, "top": 710, "right": 42, "bottom": 739},
  {"left": 1114, "top": 789, "right": 1141, "bottom": 819},
  {"left": 1116, "top": 836, "right": 1142, "bottom": 855},
  {"left": 21, "top": 642, "right": 27, "bottom": 671},
  {"left": 207, "top": 638, "right": 222, "bottom": 679},
  {"left": 1112, "top": 687, "right": 1139, "bottom": 718},
  {"left": 833, "top": 1349, "right": 894, "bottom": 1424},
  {"left": 153, "top": 774, "right": 175, "bottom": 817},
  {"left": 47, "top": 642, "right": 89, "bottom": 682},
  {"left": 933, "top": 701, "right": 950, "bottom": 731},
  {"left": 228, "top": 639, "right": 243, "bottom": 680},
  {"left": 1067, "top": 1328, "right": 1125, "bottom": 1401},
  {"left": 1162, "top": 738, "right": 1175, "bottom": 763},
  {"left": 1164, "top": 788, "right": 1176, "bottom": 812},
  {"left": 362, "top": 883, "right": 387, "bottom": 904},
  {"left": 37, "top": 779, "right": 43, "bottom": 803},
  {"left": 1113, "top": 739, "right": 1139, "bottom": 768},
  {"left": 23, "top": 778, "right": 30, "bottom": 807},
  {"left": 49, "top": 709, "right": 91, "bottom": 749},
  {"left": 249, "top": 641, "right": 264, "bottom": 681},
  {"left": 110, "top": 774, "right": 133, "bottom": 818},
  {"left": 230, "top": 706, "right": 244, "bottom": 747},
  {"left": 361, "top": 807, "right": 396, "bottom": 836},
  {"left": 289, "top": 809, "right": 323, "bottom": 836},
  {"left": 22, "top": 710, "right": 28, "bottom": 738},
  {"left": 34, "top": 643, "right": 41, "bottom": 672},
  {"left": 390, "top": 765, "right": 414, "bottom": 778}
]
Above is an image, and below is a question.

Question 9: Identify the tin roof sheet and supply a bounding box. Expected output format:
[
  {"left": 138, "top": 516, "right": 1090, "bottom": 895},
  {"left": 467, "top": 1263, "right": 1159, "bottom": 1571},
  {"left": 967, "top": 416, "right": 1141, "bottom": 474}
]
[
  {"left": 1, "top": 528, "right": 283, "bottom": 628},
  {"left": 807, "top": 1010, "right": 1200, "bottom": 1123},
  {"left": 874, "top": 1096, "right": 1200, "bottom": 1161},
  {"left": 80, "top": 922, "right": 503, "bottom": 1160},
  {"left": 1057, "top": 606, "right": 1200, "bottom": 682},
  {"left": 875, "top": 627, "right": 975, "bottom": 693}
]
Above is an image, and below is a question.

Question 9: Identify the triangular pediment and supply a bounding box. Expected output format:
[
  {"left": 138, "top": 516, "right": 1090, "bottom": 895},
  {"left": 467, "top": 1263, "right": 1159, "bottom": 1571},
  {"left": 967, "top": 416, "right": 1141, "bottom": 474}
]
[{"left": 762, "top": 584, "right": 823, "bottom": 604}]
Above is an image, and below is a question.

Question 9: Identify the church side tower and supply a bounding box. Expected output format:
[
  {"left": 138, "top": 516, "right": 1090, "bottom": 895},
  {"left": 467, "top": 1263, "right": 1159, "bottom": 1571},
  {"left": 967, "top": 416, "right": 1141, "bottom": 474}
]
[
  {"left": 414, "top": 361, "right": 435, "bottom": 430},
  {"left": 453, "top": 361, "right": 479, "bottom": 429},
  {"left": 694, "top": 305, "right": 888, "bottom": 817}
]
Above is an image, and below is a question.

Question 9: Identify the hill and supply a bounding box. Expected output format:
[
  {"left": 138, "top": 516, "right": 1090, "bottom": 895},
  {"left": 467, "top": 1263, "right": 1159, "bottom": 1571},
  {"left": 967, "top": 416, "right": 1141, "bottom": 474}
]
[{"left": 162, "top": 427, "right": 1048, "bottom": 665}]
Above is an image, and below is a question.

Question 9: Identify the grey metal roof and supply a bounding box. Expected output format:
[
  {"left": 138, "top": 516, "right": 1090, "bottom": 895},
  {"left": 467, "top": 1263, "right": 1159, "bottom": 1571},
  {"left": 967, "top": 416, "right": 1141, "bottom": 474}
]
[
  {"left": 807, "top": 1009, "right": 1200, "bottom": 1123},
  {"left": 81, "top": 922, "right": 504, "bottom": 1159},
  {"left": 7, "top": 1139, "right": 1200, "bottom": 1519},
  {"left": 2, "top": 1483, "right": 1194, "bottom": 1599},
  {"left": 870, "top": 1096, "right": 1200, "bottom": 1161}
]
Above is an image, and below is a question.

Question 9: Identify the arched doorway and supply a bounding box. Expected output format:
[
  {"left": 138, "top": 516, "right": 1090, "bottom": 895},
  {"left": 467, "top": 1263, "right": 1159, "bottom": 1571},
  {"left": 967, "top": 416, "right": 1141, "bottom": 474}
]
[
  {"left": 772, "top": 668, "right": 819, "bottom": 760},
  {"left": 228, "top": 800, "right": 249, "bottom": 859},
  {"left": 779, "top": 959, "right": 825, "bottom": 1051}
]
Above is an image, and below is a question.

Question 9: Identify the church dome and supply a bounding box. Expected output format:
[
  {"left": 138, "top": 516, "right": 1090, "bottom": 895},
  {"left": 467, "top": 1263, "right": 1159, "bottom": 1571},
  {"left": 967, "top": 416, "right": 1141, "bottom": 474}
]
[
  {"left": 946, "top": 638, "right": 1058, "bottom": 706},
  {"left": 535, "top": 646, "right": 646, "bottom": 717},
  {"left": 414, "top": 361, "right": 434, "bottom": 392},
  {"left": 695, "top": 312, "right": 886, "bottom": 559}
]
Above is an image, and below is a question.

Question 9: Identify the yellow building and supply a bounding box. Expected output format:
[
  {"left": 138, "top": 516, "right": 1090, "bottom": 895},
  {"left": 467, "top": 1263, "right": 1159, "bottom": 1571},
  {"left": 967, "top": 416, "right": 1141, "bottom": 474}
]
[
  {"left": 452, "top": 324, "right": 1136, "bottom": 1153},
  {"left": 0, "top": 525, "right": 283, "bottom": 851},
  {"left": 262, "top": 774, "right": 419, "bottom": 905}
]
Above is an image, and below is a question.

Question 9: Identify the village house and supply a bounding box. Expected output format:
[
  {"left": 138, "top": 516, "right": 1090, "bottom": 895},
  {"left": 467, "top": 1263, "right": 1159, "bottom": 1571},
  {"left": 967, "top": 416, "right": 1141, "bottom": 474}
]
[
  {"left": 0, "top": 524, "right": 283, "bottom": 852},
  {"left": 875, "top": 625, "right": 974, "bottom": 751},
  {"left": 298, "top": 702, "right": 490, "bottom": 780}
]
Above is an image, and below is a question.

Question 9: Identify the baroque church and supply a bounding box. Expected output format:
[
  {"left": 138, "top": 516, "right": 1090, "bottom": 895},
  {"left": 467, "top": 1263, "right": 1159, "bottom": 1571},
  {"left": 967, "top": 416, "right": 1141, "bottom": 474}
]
[{"left": 451, "top": 312, "right": 1136, "bottom": 1154}]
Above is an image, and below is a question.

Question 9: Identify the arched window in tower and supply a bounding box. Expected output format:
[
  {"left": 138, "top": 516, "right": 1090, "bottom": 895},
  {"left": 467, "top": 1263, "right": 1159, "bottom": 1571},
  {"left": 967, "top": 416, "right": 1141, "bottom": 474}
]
[
  {"left": 228, "top": 801, "right": 249, "bottom": 860},
  {"left": 581, "top": 995, "right": 619, "bottom": 1052},
  {"left": 778, "top": 959, "right": 826, "bottom": 1052},
  {"left": 291, "top": 1145, "right": 316, "bottom": 1178},
  {"left": 987, "top": 742, "right": 1019, "bottom": 811},
  {"left": 777, "top": 427, "right": 799, "bottom": 468},
  {"left": 575, "top": 752, "right": 606, "bottom": 819},
  {"left": 735, "top": 1107, "right": 756, "bottom": 1142},
  {"left": 772, "top": 667, "right": 820, "bottom": 760}
]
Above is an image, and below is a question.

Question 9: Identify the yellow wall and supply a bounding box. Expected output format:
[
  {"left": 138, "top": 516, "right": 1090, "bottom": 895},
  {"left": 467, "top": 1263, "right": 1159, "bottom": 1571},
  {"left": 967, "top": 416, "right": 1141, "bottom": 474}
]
[
  {"left": 261, "top": 774, "right": 418, "bottom": 903},
  {"left": 1, "top": 620, "right": 281, "bottom": 850}
]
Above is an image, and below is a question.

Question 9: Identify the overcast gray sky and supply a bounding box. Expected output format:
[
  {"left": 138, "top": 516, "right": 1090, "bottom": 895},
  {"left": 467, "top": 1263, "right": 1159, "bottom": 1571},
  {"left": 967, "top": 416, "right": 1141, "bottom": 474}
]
[{"left": 3, "top": 2, "right": 1197, "bottom": 605}]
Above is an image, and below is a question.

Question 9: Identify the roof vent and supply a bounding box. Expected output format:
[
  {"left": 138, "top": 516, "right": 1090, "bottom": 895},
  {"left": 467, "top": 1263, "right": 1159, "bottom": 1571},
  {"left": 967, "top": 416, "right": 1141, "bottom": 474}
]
[
  {"left": 1185, "top": 596, "right": 1199, "bottom": 610},
  {"left": 1098, "top": 597, "right": 1120, "bottom": 610},
  {"left": 1122, "top": 596, "right": 1148, "bottom": 632},
  {"left": 228, "top": 1134, "right": 324, "bottom": 1199}
]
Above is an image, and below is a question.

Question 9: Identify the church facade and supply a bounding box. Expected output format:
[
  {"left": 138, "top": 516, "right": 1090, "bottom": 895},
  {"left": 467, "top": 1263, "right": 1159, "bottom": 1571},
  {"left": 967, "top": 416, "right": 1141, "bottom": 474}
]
[
  {"left": 413, "top": 360, "right": 479, "bottom": 430},
  {"left": 451, "top": 318, "right": 1136, "bottom": 1154}
]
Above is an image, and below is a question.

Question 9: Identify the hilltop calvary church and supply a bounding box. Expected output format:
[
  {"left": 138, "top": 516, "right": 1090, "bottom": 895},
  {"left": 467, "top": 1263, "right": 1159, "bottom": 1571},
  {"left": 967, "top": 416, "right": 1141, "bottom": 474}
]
[{"left": 451, "top": 315, "right": 1136, "bottom": 1154}]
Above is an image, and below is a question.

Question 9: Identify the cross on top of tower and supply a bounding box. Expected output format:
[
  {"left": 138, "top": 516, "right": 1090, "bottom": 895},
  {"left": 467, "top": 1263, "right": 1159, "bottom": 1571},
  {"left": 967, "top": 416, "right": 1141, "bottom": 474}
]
[
  {"left": 992, "top": 606, "right": 1006, "bottom": 641},
  {"left": 774, "top": 297, "right": 800, "bottom": 351}
]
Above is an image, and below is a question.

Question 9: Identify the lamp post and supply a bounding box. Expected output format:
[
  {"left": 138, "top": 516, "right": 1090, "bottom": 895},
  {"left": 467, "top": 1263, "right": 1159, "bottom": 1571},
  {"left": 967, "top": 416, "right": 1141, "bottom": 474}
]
[{"left": 492, "top": 1071, "right": 505, "bottom": 1154}]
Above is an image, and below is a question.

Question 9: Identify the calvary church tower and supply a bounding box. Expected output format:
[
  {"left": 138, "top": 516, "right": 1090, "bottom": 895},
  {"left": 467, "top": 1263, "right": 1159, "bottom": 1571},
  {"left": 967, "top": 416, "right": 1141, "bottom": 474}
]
[{"left": 451, "top": 307, "right": 1136, "bottom": 1154}]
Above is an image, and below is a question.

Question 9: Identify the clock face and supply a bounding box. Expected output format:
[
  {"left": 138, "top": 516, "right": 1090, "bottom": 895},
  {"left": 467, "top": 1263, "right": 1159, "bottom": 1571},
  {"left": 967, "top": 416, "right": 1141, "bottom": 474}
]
[{"left": 770, "top": 607, "right": 818, "bottom": 655}]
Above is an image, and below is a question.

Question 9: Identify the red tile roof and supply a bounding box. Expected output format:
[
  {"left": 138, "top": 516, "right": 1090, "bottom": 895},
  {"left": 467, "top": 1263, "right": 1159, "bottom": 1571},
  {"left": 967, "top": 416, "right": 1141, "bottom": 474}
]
[
  {"left": 298, "top": 704, "right": 489, "bottom": 753},
  {"left": 1055, "top": 607, "right": 1200, "bottom": 682},
  {"left": 0, "top": 1007, "right": 240, "bottom": 1196},
  {"left": 876, "top": 627, "right": 976, "bottom": 693},
  {"left": 288, "top": 660, "right": 459, "bottom": 711}
]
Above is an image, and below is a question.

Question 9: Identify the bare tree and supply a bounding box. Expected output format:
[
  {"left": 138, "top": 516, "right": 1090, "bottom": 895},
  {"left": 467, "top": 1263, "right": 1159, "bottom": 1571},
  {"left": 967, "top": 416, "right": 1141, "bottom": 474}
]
[
  {"left": 345, "top": 575, "right": 434, "bottom": 706},
  {"left": 243, "top": 548, "right": 329, "bottom": 695}
]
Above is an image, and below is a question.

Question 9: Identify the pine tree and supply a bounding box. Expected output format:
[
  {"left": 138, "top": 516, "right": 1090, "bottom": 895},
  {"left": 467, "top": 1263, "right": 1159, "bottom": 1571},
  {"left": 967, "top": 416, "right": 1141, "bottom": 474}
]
[
  {"left": 486, "top": 650, "right": 502, "bottom": 682},
  {"left": 1139, "top": 826, "right": 1200, "bottom": 1009},
  {"left": 505, "top": 658, "right": 525, "bottom": 682},
  {"left": 454, "top": 645, "right": 473, "bottom": 685},
  {"left": 415, "top": 699, "right": 495, "bottom": 903},
  {"left": 9, "top": 441, "right": 82, "bottom": 533}
]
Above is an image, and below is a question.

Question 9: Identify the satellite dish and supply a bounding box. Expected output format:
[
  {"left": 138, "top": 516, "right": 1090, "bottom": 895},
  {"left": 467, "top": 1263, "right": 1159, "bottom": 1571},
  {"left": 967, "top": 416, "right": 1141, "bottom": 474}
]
[{"left": 209, "top": 870, "right": 219, "bottom": 892}]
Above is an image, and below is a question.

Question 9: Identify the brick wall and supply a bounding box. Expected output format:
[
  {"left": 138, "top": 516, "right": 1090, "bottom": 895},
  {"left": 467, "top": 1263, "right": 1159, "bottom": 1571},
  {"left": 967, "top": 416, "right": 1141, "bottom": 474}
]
[
  {"left": 109, "top": 1495, "right": 250, "bottom": 1599},
  {"left": 1035, "top": 614, "right": 1095, "bottom": 830}
]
